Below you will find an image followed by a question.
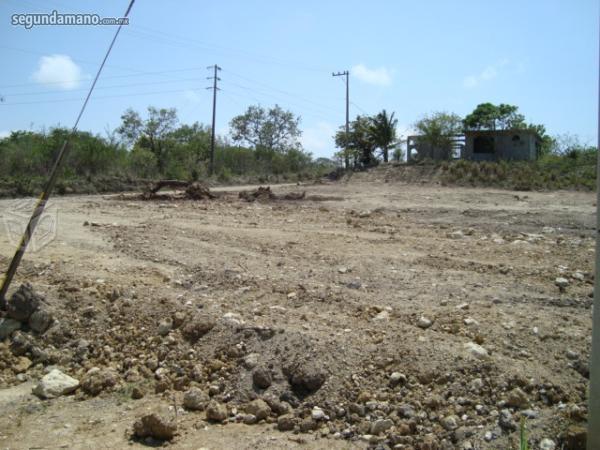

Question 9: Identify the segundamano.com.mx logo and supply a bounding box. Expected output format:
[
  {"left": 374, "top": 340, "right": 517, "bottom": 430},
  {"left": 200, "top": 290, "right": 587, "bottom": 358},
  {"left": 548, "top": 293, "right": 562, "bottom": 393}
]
[{"left": 2, "top": 199, "right": 58, "bottom": 252}]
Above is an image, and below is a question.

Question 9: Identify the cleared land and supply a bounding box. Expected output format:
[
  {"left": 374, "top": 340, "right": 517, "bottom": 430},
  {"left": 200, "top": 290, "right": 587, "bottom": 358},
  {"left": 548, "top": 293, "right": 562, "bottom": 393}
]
[{"left": 0, "top": 173, "right": 594, "bottom": 449}]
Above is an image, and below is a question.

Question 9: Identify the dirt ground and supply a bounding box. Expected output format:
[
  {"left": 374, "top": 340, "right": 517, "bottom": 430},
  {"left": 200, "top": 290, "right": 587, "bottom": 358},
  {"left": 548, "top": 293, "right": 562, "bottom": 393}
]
[{"left": 0, "top": 175, "right": 594, "bottom": 449}]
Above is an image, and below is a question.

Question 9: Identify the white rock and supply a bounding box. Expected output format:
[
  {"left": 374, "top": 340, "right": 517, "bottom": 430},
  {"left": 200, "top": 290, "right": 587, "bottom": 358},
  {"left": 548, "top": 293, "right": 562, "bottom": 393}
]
[
  {"left": 449, "top": 230, "right": 465, "bottom": 239},
  {"left": 373, "top": 310, "right": 390, "bottom": 321},
  {"left": 463, "top": 318, "right": 478, "bottom": 326},
  {"left": 464, "top": 342, "right": 489, "bottom": 359},
  {"left": 555, "top": 277, "right": 569, "bottom": 288},
  {"left": 389, "top": 372, "right": 407, "bottom": 386},
  {"left": 243, "top": 353, "right": 260, "bottom": 369},
  {"left": 440, "top": 415, "right": 459, "bottom": 430},
  {"left": 512, "top": 240, "right": 529, "bottom": 245},
  {"left": 572, "top": 272, "right": 585, "bottom": 281},
  {"left": 417, "top": 316, "right": 433, "bottom": 329},
  {"left": 33, "top": 369, "right": 79, "bottom": 399},
  {"left": 312, "top": 406, "right": 327, "bottom": 421},
  {"left": 221, "top": 312, "right": 244, "bottom": 325},
  {"left": 539, "top": 438, "right": 556, "bottom": 450}
]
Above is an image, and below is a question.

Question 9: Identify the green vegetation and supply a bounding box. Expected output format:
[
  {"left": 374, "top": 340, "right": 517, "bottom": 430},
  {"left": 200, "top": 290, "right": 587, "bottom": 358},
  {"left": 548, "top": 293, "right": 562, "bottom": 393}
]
[
  {"left": 413, "top": 111, "right": 463, "bottom": 160},
  {"left": 439, "top": 147, "right": 596, "bottom": 190},
  {"left": 519, "top": 417, "right": 529, "bottom": 450},
  {"left": 334, "top": 109, "right": 402, "bottom": 168},
  {"left": 0, "top": 104, "right": 336, "bottom": 198},
  {"left": 463, "top": 102, "right": 553, "bottom": 155},
  {"left": 0, "top": 100, "right": 596, "bottom": 197}
]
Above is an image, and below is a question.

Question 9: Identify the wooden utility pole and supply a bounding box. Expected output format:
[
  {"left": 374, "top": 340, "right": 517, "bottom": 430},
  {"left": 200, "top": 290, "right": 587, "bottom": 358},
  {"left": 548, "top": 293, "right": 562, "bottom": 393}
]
[
  {"left": 206, "top": 64, "right": 221, "bottom": 176},
  {"left": 332, "top": 70, "right": 350, "bottom": 169},
  {"left": 587, "top": 24, "right": 600, "bottom": 450}
]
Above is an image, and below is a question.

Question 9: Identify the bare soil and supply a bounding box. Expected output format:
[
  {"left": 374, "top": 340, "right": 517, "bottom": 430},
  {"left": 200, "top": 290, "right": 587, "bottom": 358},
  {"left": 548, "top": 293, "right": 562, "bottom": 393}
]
[{"left": 0, "top": 174, "right": 594, "bottom": 449}]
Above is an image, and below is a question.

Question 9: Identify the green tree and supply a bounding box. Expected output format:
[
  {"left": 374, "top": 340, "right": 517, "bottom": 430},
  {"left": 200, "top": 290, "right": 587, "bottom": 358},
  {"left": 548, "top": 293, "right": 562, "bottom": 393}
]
[
  {"left": 413, "top": 112, "right": 463, "bottom": 160},
  {"left": 229, "top": 104, "right": 302, "bottom": 153},
  {"left": 369, "top": 109, "right": 398, "bottom": 163},
  {"left": 335, "top": 115, "right": 378, "bottom": 168},
  {"left": 168, "top": 122, "right": 211, "bottom": 179},
  {"left": 463, "top": 103, "right": 526, "bottom": 131},
  {"left": 117, "top": 106, "right": 178, "bottom": 173}
]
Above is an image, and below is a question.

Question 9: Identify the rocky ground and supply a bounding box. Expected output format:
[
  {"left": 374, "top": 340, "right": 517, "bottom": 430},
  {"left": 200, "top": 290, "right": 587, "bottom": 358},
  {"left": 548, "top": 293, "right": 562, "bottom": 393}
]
[{"left": 0, "top": 173, "right": 594, "bottom": 449}]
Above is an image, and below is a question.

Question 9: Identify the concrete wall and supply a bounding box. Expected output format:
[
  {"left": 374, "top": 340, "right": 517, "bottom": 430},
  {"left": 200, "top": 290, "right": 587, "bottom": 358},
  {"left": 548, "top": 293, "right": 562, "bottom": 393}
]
[{"left": 462, "top": 131, "right": 538, "bottom": 161}]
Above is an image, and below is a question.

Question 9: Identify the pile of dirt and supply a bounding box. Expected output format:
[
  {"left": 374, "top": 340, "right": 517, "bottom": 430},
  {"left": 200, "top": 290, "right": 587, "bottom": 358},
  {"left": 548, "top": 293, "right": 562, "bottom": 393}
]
[
  {"left": 141, "top": 180, "right": 216, "bottom": 201},
  {"left": 239, "top": 186, "right": 277, "bottom": 202},
  {"left": 239, "top": 186, "right": 306, "bottom": 202}
]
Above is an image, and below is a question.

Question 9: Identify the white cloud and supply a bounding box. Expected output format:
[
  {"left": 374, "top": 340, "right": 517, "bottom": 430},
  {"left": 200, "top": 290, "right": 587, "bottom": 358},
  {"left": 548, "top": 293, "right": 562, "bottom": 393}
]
[
  {"left": 352, "top": 64, "right": 392, "bottom": 87},
  {"left": 0, "top": 130, "right": 10, "bottom": 139},
  {"left": 301, "top": 121, "right": 336, "bottom": 156},
  {"left": 31, "top": 54, "right": 86, "bottom": 90},
  {"left": 463, "top": 59, "right": 509, "bottom": 88}
]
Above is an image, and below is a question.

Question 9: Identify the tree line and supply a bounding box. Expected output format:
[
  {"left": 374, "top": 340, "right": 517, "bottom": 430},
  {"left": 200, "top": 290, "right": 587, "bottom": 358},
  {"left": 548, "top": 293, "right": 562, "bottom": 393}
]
[{"left": 0, "top": 104, "right": 336, "bottom": 187}]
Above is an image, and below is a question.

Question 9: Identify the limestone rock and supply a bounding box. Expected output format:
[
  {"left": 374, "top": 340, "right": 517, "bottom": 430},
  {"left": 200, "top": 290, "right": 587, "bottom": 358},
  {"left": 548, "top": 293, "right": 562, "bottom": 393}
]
[
  {"left": 206, "top": 401, "right": 228, "bottom": 422},
  {"left": 33, "top": 369, "right": 79, "bottom": 399},
  {"left": 81, "top": 367, "right": 118, "bottom": 396},
  {"left": 183, "top": 387, "right": 209, "bottom": 411},
  {"left": 133, "top": 413, "right": 176, "bottom": 441}
]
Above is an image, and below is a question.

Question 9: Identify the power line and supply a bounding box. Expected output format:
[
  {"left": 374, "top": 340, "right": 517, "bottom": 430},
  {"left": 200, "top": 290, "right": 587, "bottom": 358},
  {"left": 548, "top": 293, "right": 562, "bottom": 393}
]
[
  {"left": 350, "top": 101, "right": 369, "bottom": 116},
  {"left": 0, "top": 44, "right": 147, "bottom": 75},
  {"left": 222, "top": 68, "right": 343, "bottom": 112},
  {"left": 122, "top": 26, "right": 329, "bottom": 73},
  {"left": 0, "top": 65, "right": 207, "bottom": 90},
  {"left": 0, "top": 88, "right": 203, "bottom": 106},
  {"left": 221, "top": 83, "right": 333, "bottom": 122},
  {"left": 221, "top": 80, "right": 337, "bottom": 117},
  {"left": 3, "top": 77, "right": 209, "bottom": 98}
]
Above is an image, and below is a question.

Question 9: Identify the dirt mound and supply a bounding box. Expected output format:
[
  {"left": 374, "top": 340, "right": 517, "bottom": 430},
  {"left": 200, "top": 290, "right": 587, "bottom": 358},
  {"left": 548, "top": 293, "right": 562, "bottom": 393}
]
[
  {"left": 141, "top": 180, "right": 216, "bottom": 200},
  {"left": 238, "top": 186, "right": 306, "bottom": 202}
]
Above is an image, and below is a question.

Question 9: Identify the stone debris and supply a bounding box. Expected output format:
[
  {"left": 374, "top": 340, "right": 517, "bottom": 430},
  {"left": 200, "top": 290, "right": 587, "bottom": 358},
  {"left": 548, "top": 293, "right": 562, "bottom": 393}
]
[
  {"left": 464, "top": 342, "right": 489, "bottom": 359},
  {"left": 6, "top": 283, "right": 42, "bottom": 322},
  {"left": 206, "top": 401, "right": 228, "bottom": 422},
  {"left": 417, "top": 316, "right": 433, "bottom": 329},
  {"left": 80, "top": 367, "right": 118, "bottom": 396},
  {"left": 33, "top": 369, "right": 79, "bottom": 399},
  {"left": 183, "top": 387, "right": 209, "bottom": 411},
  {"left": 244, "top": 399, "right": 271, "bottom": 421},
  {"left": 133, "top": 413, "right": 176, "bottom": 441}
]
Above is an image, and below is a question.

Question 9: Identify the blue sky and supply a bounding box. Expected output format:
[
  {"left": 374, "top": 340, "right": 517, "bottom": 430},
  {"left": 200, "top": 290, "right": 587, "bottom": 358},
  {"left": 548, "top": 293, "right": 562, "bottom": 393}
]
[{"left": 0, "top": 0, "right": 598, "bottom": 158}]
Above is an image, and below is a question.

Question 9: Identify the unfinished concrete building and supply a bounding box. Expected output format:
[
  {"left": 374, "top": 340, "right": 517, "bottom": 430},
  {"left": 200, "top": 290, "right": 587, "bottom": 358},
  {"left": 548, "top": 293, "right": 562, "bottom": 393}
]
[
  {"left": 407, "top": 130, "right": 540, "bottom": 162},
  {"left": 461, "top": 129, "right": 540, "bottom": 161},
  {"left": 406, "top": 135, "right": 464, "bottom": 162}
]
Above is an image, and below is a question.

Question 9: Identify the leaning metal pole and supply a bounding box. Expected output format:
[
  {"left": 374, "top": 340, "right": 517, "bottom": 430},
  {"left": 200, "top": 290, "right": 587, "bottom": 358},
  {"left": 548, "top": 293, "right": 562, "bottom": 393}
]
[
  {"left": 587, "top": 19, "right": 600, "bottom": 450},
  {"left": 0, "top": 0, "right": 135, "bottom": 303}
]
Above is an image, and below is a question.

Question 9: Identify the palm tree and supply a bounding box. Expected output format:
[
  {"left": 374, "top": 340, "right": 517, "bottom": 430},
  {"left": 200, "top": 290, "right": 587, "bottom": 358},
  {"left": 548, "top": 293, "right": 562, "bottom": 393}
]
[{"left": 369, "top": 110, "right": 398, "bottom": 163}]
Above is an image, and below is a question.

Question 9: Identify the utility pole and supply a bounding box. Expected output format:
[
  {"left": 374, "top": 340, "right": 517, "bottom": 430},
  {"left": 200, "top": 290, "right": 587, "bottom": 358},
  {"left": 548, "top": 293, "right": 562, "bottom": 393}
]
[
  {"left": 332, "top": 70, "right": 349, "bottom": 169},
  {"left": 206, "top": 64, "right": 221, "bottom": 176},
  {"left": 587, "top": 23, "right": 600, "bottom": 450}
]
